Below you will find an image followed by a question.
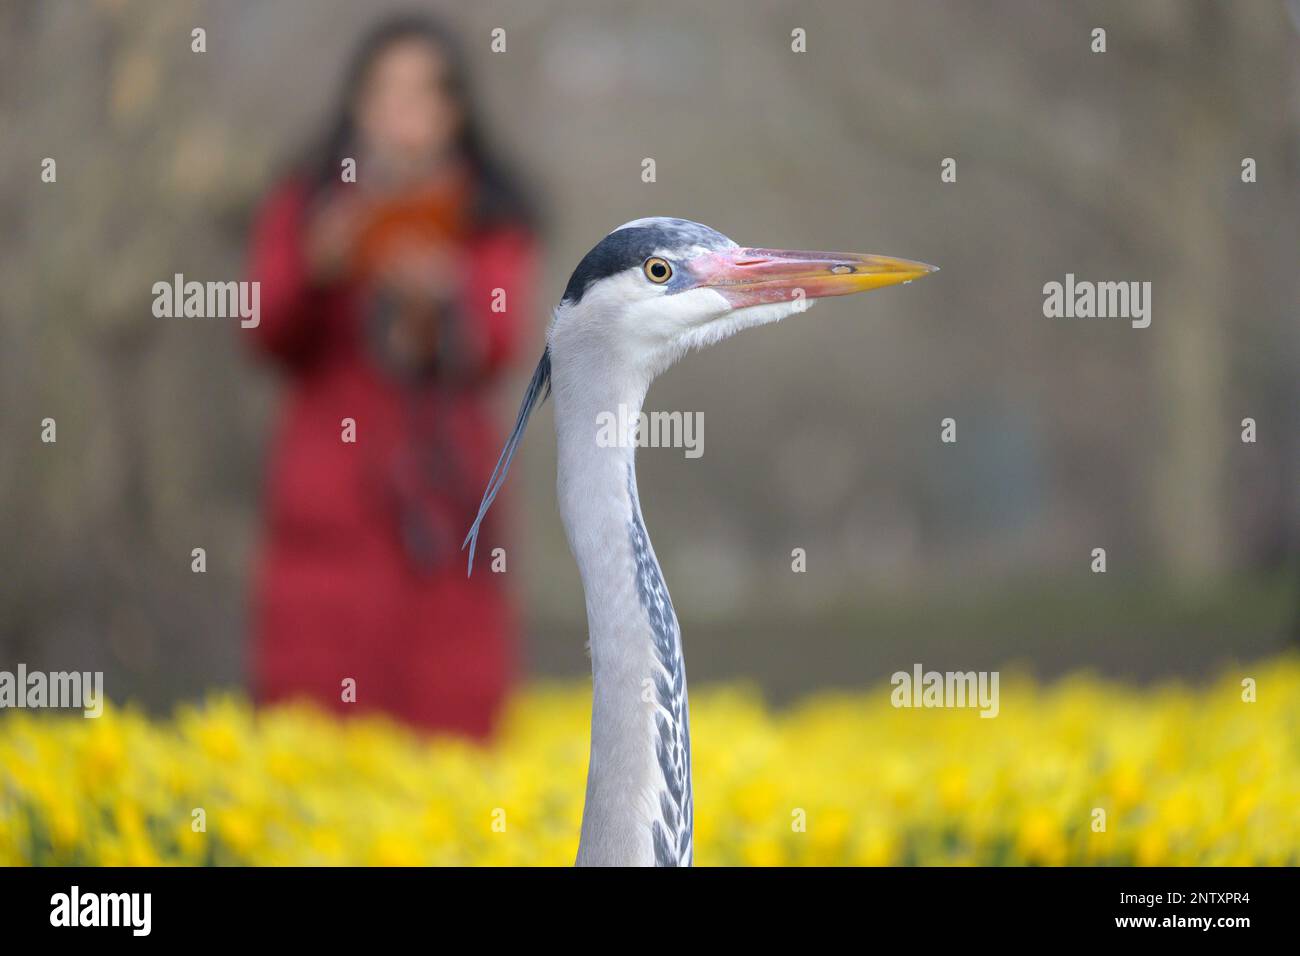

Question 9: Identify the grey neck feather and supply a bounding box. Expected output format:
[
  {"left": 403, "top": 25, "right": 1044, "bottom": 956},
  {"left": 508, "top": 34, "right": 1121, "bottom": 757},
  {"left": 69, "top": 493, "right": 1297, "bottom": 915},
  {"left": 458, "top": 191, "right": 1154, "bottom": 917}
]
[
  {"left": 553, "top": 377, "right": 693, "bottom": 867},
  {"left": 625, "top": 464, "right": 693, "bottom": 867}
]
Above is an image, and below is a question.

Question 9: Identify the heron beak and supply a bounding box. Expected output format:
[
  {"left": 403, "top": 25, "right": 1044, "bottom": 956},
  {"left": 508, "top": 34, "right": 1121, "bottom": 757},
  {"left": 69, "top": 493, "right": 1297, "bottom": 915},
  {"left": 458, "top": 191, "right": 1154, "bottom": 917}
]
[{"left": 690, "top": 247, "right": 938, "bottom": 309}]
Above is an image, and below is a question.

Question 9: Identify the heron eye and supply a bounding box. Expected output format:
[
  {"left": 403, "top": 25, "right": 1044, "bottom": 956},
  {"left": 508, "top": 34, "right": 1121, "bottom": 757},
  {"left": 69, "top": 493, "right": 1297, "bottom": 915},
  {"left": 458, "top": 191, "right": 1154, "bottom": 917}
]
[{"left": 643, "top": 257, "right": 672, "bottom": 283}]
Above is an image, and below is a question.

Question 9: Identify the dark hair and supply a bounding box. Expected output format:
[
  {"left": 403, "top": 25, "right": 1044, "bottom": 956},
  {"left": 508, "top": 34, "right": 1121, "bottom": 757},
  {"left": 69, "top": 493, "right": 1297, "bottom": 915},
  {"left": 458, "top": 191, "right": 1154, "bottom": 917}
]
[{"left": 306, "top": 12, "right": 537, "bottom": 231}]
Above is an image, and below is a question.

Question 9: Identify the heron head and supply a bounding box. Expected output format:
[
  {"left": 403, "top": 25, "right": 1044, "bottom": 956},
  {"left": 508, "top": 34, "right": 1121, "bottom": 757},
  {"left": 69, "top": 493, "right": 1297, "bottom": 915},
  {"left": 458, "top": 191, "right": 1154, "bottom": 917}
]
[
  {"left": 549, "top": 216, "right": 937, "bottom": 379},
  {"left": 464, "top": 217, "right": 937, "bottom": 573}
]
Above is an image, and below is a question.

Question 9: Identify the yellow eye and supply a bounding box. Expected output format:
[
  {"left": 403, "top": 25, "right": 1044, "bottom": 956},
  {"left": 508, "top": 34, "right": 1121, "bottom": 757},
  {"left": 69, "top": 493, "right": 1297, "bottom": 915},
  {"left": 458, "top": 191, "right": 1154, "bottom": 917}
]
[{"left": 643, "top": 257, "right": 672, "bottom": 283}]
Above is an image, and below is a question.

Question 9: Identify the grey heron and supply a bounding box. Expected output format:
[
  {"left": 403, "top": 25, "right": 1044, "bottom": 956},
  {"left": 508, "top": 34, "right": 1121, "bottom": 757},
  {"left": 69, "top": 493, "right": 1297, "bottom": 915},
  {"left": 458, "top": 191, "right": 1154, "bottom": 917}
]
[{"left": 465, "top": 217, "right": 936, "bottom": 866}]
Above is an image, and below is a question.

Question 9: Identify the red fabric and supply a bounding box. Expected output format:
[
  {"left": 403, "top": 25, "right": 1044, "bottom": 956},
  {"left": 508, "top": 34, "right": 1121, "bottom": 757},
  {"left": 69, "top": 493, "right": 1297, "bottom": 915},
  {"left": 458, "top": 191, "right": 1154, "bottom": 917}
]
[{"left": 244, "top": 178, "right": 535, "bottom": 739}]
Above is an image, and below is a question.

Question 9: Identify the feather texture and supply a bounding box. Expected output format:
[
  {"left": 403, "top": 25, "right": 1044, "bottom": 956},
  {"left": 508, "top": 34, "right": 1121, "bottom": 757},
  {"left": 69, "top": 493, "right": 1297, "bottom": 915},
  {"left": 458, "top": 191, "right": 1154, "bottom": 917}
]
[
  {"left": 628, "top": 466, "right": 693, "bottom": 866},
  {"left": 462, "top": 349, "right": 551, "bottom": 575}
]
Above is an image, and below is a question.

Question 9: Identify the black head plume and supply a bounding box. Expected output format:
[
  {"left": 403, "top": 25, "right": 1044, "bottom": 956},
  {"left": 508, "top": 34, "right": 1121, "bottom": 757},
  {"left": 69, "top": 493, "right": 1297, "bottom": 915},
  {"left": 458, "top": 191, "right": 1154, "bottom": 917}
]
[{"left": 462, "top": 349, "right": 551, "bottom": 575}]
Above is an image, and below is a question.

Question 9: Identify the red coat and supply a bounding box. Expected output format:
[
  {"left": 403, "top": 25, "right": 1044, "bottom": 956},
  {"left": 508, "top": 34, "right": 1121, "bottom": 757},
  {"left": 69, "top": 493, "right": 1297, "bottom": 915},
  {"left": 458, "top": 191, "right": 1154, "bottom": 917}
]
[{"left": 245, "top": 178, "right": 535, "bottom": 738}]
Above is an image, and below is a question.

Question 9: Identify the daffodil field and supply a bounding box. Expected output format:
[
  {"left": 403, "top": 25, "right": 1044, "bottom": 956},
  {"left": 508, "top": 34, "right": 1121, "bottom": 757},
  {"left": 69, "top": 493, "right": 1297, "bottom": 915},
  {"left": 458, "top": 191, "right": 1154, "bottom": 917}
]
[{"left": 2, "top": 656, "right": 1297, "bottom": 866}]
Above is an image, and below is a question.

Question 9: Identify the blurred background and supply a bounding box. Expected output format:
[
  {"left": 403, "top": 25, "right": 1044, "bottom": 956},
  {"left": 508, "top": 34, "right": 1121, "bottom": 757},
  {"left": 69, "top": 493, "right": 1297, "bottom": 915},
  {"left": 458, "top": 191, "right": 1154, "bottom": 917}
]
[{"left": 1, "top": 0, "right": 1297, "bottom": 714}]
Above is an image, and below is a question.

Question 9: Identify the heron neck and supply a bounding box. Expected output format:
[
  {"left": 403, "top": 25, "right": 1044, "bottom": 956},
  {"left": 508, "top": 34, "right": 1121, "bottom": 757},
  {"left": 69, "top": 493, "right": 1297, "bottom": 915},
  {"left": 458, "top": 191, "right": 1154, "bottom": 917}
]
[{"left": 553, "top": 373, "right": 693, "bottom": 866}]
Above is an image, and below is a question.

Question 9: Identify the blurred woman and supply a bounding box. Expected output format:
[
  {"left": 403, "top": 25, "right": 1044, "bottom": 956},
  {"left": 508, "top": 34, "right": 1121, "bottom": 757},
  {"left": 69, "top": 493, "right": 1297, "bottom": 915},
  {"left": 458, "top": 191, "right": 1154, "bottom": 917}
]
[{"left": 245, "top": 15, "right": 537, "bottom": 738}]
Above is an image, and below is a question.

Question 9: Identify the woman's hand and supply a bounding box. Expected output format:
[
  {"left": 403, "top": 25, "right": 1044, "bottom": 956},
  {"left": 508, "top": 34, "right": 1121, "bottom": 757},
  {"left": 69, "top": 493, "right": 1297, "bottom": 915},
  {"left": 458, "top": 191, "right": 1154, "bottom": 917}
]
[
  {"left": 304, "top": 196, "right": 366, "bottom": 283},
  {"left": 375, "top": 238, "right": 460, "bottom": 305},
  {"left": 377, "top": 239, "right": 462, "bottom": 369}
]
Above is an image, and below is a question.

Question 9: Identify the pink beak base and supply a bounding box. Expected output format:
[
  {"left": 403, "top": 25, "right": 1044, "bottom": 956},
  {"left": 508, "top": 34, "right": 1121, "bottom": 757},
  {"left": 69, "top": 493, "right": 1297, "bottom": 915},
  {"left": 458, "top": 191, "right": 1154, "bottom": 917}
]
[{"left": 689, "top": 247, "right": 938, "bottom": 308}]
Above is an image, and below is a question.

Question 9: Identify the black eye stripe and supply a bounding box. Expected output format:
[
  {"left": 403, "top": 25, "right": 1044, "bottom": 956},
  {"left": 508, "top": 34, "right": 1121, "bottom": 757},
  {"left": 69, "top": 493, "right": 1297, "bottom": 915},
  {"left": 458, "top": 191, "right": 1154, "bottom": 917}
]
[{"left": 560, "top": 220, "right": 733, "bottom": 304}]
